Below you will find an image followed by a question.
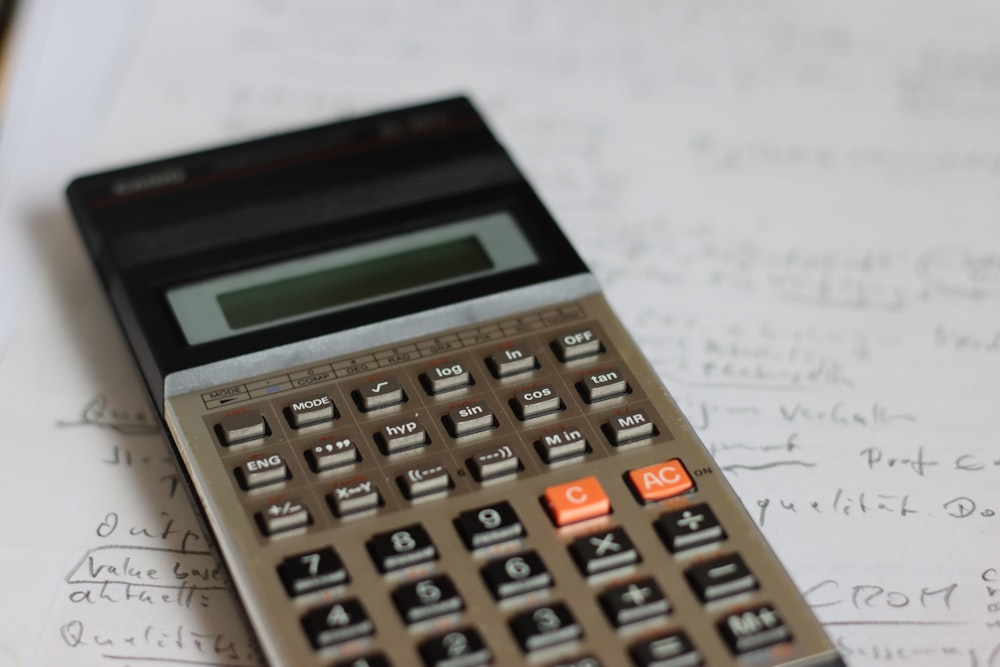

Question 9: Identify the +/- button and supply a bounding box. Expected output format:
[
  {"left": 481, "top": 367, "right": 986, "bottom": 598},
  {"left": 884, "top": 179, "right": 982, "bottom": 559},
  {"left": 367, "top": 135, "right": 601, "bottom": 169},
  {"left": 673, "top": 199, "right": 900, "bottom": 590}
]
[
  {"left": 256, "top": 497, "right": 311, "bottom": 536},
  {"left": 543, "top": 476, "right": 610, "bottom": 526}
]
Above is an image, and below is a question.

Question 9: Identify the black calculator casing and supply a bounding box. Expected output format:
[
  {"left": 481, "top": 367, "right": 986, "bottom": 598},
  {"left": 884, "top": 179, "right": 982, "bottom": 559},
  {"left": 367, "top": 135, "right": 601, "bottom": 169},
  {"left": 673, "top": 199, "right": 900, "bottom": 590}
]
[{"left": 68, "top": 97, "right": 844, "bottom": 667}]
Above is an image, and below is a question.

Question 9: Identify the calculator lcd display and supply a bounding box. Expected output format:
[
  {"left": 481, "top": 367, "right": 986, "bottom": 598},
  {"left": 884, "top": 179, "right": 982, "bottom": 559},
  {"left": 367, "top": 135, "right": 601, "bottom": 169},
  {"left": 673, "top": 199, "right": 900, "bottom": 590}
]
[{"left": 165, "top": 211, "right": 538, "bottom": 345}]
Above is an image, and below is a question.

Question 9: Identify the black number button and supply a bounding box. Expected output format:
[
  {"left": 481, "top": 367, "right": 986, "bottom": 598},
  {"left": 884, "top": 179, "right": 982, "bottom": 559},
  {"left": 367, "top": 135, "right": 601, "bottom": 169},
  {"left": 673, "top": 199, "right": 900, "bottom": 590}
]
[
  {"left": 629, "top": 631, "right": 702, "bottom": 667},
  {"left": 481, "top": 550, "right": 552, "bottom": 600},
  {"left": 598, "top": 576, "right": 670, "bottom": 628},
  {"left": 333, "top": 654, "right": 392, "bottom": 667},
  {"left": 568, "top": 527, "right": 640, "bottom": 577},
  {"left": 392, "top": 574, "right": 464, "bottom": 625},
  {"left": 418, "top": 627, "right": 491, "bottom": 667},
  {"left": 277, "top": 546, "right": 348, "bottom": 597},
  {"left": 655, "top": 503, "right": 725, "bottom": 553},
  {"left": 719, "top": 604, "right": 792, "bottom": 654},
  {"left": 509, "top": 602, "right": 582, "bottom": 653},
  {"left": 367, "top": 523, "right": 437, "bottom": 573},
  {"left": 685, "top": 553, "right": 757, "bottom": 602},
  {"left": 301, "top": 598, "right": 374, "bottom": 649},
  {"left": 454, "top": 501, "right": 524, "bottom": 550}
]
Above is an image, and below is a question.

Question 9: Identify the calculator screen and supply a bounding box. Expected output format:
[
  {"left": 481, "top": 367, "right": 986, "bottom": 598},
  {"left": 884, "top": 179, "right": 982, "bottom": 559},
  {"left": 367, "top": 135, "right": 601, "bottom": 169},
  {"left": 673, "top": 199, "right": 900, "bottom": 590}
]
[{"left": 165, "top": 211, "right": 539, "bottom": 345}]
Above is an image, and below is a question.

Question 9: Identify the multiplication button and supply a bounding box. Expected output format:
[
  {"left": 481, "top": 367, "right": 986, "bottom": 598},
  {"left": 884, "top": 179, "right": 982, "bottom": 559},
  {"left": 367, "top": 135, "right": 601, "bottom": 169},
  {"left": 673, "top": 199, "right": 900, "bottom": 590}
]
[{"left": 568, "top": 527, "right": 640, "bottom": 577}]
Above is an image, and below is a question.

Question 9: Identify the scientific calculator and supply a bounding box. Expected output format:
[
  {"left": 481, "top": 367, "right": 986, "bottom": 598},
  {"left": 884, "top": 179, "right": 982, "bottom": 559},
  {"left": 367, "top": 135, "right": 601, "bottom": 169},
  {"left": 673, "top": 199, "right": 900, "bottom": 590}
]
[{"left": 68, "top": 98, "right": 844, "bottom": 667}]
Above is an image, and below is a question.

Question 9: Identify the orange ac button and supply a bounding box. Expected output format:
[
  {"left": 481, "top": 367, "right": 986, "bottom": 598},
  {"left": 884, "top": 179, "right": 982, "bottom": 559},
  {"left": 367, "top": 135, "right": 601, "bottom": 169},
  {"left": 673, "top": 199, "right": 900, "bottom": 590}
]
[
  {"left": 628, "top": 459, "right": 694, "bottom": 502},
  {"left": 543, "top": 476, "right": 610, "bottom": 527}
]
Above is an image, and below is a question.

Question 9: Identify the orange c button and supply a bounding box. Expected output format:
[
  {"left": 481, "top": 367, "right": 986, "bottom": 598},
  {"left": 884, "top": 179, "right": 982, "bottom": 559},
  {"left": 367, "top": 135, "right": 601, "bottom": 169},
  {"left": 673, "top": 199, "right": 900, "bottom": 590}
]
[
  {"left": 628, "top": 459, "right": 694, "bottom": 502},
  {"left": 543, "top": 475, "right": 610, "bottom": 526}
]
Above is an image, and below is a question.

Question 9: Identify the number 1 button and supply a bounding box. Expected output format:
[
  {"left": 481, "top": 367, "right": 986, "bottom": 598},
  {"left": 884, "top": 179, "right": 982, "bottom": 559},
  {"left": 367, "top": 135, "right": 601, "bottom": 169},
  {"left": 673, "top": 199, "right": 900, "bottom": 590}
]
[{"left": 543, "top": 476, "right": 610, "bottom": 526}]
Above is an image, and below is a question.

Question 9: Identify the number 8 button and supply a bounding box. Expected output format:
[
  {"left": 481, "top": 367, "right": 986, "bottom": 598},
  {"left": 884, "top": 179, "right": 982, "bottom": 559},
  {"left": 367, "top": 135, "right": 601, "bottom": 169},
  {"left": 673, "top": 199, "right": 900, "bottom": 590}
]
[{"left": 367, "top": 524, "right": 437, "bottom": 573}]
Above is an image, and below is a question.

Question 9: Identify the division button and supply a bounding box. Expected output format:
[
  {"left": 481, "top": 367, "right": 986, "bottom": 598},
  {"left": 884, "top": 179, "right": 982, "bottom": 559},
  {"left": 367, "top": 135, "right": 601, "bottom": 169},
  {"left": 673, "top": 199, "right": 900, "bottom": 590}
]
[
  {"left": 511, "top": 383, "right": 562, "bottom": 420},
  {"left": 577, "top": 368, "right": 628, "bottom": 403},
  {"left": 354, "top": 377, "right": 406, "bottom": 412},
  {"left": 481, "top": 550, "right": 552, "bottom": 600},
  {"left": 568, "top": 527, "right": 640, "bottom": 577},
  {"left": 400, "top": 463, "right": 452, "bottom": 499},
  {"left": 301, "top": 597, "right": 374, "bottom": 649},
  {"left": 655, "top": 503, "right": 725, "bottom": 553},
  {"left": 536, "top": 427, "right": 588, "bottom": 463},
  {"left": 375, "top": 418, "right": 429, "bottom": 454},
  {"left": 718, "top": 604, "right": 792, "bottom": 654},
  {"left": 419, "top": 628, "right": 491, "bottom": 667},
  {"left": 686, "top": 553, "right": 758, "bottom": 603},
  {"left": 422, "top": 360, "right": 472, "bottom": 394},
  {"left": 628, "top": 459, "right": 694, "bottom": 502},
  {"left": 468, "top": 443, "right": 520, "bottom": 481},
  {"left": 306, "top": 436, "right": 359, "bottom": 472},
  {"left": 257, "top": 497, "right": 311, "bottom": 536},
  {"left": 455, "top": 501, "right": 524, "bottom": 550},
  {"left": 392, "top": 574, "right": 464, "bottom": 625},
  {"left": 599, "top": 577, "right": 670, "bottom": 628},
  {"left": 443, "top": 401, "right": 496, "bottom": 437},
  {"left": 218, "top": 410, "right": 267, "bottom": 445},
  {"left": 629, "top": 631, "right": 702, "bottom": 667},
  {"left": 543, "top": 476, "right": 610, "bottom": 526},
  {"left": 327, "top": 479, "right": 381, "bottom": 517},
  {"left": 278, "top": 546, "right": 349, "bottom": 597},
  {"left": 237, "top": 453, "right": 289, "bottom": 489},
  {"left": 487, "top": 345, "right": 536, "bottom": 378},
  {"left": 552, "top": 328, "right": 602, "bottom": 362},
  {"left": 367, "top": 523, "right": 437, "bottom": 573},
  {"left": 604, "top": 409, "right": 656, "bottom": 445},
  {"left": 287, "top": 394, "right": 337, "bottom": 428},
  {"left": 509, "top": 602, "right": 582, "bottom": 653}
]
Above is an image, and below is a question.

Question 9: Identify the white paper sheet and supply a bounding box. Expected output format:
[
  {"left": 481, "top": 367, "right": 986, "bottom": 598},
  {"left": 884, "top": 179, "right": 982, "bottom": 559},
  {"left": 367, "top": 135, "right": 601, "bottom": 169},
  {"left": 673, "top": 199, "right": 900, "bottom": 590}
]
[{"left": 2, "top": 1, "right": 999, "bottom": 665}]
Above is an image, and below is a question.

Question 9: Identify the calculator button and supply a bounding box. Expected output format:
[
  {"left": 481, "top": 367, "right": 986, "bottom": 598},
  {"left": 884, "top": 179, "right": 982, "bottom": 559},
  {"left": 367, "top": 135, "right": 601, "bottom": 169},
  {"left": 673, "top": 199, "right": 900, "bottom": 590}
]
[
  {"left": 628, "top": 459, "right": 694, "bottom": 502},
  {"left": 277, "top": 546, "right": 349, "bottom": 597},
  {"left": 455, "top": 501, "right": 524, "bottom": 550},
  {"left": 333, "top": 654, "right": 392, "bottom": 667},
  {"left": 392, "top": 574, "right": 464, "bottom": 625},
  {"left": 256, "top": 497, "right": 311, "bottom": 536},
  {"left": 511, "top": 383, "right": 562, "bottom": 420},
  {"left": 418, "top": 628, "right": 491, "bottom": 667},
  {"left": 536, "top": 427, "right": 588, "bottom": 463},
  {"left": 629, "top": 631, "right": 702, "bottom": 667},
  {"left": 552, "top": 328, "right": 602, "bottom": 362},
  {"left": 686, "top": 553, "right": 758, "bottom": 602},
  {"left": 287, "top": 393, "right": 337, "bottom": 428},
  {"left": 568, "top": 527, "right": 640, "bottom": 577},
  {"left": 422, "top": 360, "right": 472, "bottom": 394},
  {"left": 604, "top": 410, "right": 655, "bottom": 445},
  {"left": 543, "top": 476, "right": 610, "bottom": 526},
  {"left": 509, "top": 602, "right": 582, "bottom": 653},
  {"left": 301, "top": 598, "right": 374, "bottom": 649},
  {"left": 400, "top": 463, "right": 452, "bottom": 499},
  {"left": 375, "top": 417, "right": 429, "bottom": 454},
  {"left": 327, "top": 479, "right": 382, "bottom": 517},
  {"left": 218, "top": 410, "right": 267, "bottom": 445},
  {"left": 443, "top": 400, "right": 496, "bottom": 437},
  {"left": 577, "top": 368, "right": 628, "bottom": 403},
  {"left": 718, "top": 603, "right": 792, "bottom": 654},
  {"left": 368, "top": 523, "right": 437, "bottom": 572},
  {"left": 655, "top": 503, "right": 725, "bottom": 553},
  {"left": 237, "top": 453, "right": 289, "bottom": 489},
  {"left": 354, "top": 377, "right": 406, "bottom": 412},
  {"left": 305, "top": 436, "right": 360, "bottom": 472},
  {"left": 599, "top": 577, "right": 670, "bottom": 628},
  {"left": 468, "top": 443, "right": 520, "bottom": 481},
  {"left": 550, "top": 657, "right": 602, "bottom": 667},
  {"left": 487, "top": 345, "right": 536, "bottom": 378},
  {"left": 481, "top": 550, "right": 553, "bottom": 600}
]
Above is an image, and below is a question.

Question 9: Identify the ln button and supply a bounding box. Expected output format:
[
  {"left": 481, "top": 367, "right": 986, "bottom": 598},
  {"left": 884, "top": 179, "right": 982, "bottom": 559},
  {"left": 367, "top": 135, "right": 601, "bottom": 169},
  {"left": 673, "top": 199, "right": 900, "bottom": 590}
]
[
  {"left": 543, "top": 476, "right": 610, "bottom": 526},
  {"left": 628, "top": 459, "right": 694, "bottom": 502}
]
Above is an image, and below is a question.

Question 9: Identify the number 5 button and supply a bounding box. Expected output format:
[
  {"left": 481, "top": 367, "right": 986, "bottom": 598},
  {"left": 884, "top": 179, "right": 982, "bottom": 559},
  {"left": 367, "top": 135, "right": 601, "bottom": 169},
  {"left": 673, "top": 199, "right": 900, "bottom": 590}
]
[{"left": 543, "top": 476, "right": 610, "bottom": 526}]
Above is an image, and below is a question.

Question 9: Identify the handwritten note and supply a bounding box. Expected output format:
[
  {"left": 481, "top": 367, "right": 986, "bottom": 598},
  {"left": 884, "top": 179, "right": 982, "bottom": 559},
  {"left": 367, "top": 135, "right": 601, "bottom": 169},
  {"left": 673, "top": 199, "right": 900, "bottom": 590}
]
[{"left": 1, "top": 1, "right": 998, "bottom": 665}]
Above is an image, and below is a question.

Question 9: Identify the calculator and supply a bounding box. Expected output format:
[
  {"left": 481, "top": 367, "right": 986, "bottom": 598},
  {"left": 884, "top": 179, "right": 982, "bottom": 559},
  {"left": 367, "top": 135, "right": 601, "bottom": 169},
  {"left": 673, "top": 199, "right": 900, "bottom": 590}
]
[{"left": 68, "top": 98, "right": 843, "bottom": 667}]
